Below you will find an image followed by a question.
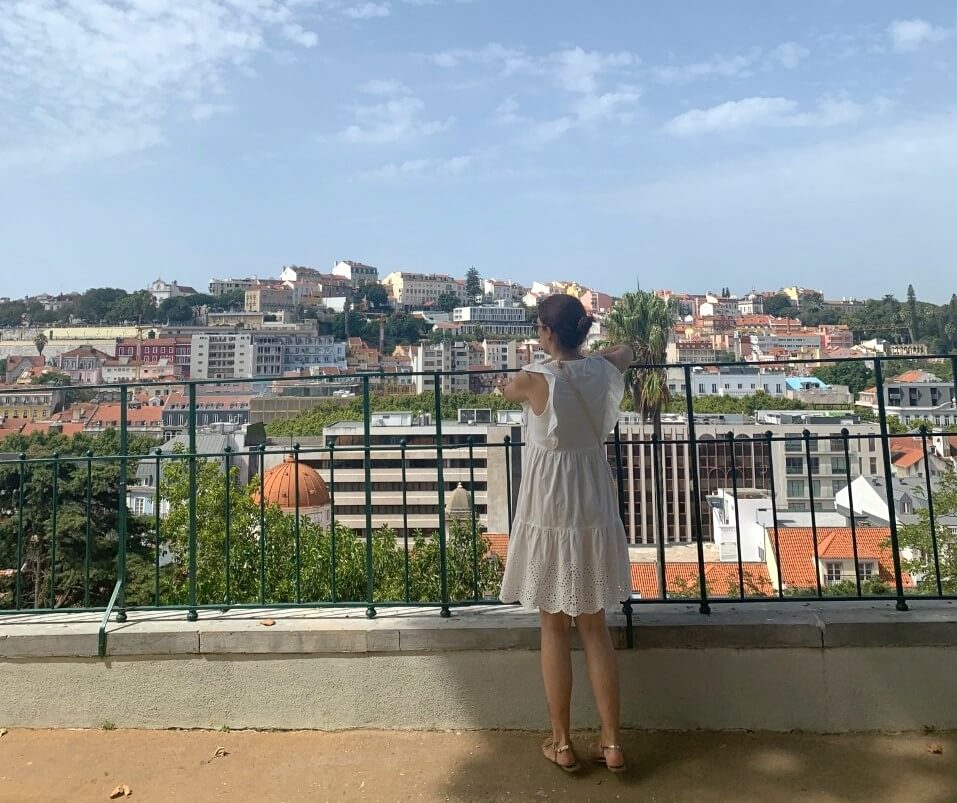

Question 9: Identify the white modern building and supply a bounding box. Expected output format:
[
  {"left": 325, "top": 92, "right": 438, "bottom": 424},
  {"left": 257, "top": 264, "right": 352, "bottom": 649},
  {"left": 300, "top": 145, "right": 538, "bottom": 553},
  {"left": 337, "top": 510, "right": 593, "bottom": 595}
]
[
  {"left": 856, "top": 370, "right": 957, "bottom": 428},
  {"left": 667, "top": 366, "right": 788, "bottom": 398},
  {"left": 332, "top": 260, "right": 379, "bottom": 287}
]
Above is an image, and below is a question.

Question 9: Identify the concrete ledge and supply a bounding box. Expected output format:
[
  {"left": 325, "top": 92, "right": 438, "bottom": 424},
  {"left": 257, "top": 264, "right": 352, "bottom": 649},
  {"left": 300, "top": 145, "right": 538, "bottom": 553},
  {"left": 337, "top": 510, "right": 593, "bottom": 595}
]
[{"left": 3, "top": 602, "right": 957, "bottom": 732}]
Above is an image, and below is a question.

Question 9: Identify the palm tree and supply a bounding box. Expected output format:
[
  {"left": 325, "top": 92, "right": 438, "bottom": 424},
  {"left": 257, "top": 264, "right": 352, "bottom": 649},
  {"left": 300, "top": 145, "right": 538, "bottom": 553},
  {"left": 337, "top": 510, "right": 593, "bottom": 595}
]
[
  {"left": 606, "top": 290, "right": 678, "bottom": 593},
  {"left": 33, "top": 331, "right": 48, "bottom": 358}
]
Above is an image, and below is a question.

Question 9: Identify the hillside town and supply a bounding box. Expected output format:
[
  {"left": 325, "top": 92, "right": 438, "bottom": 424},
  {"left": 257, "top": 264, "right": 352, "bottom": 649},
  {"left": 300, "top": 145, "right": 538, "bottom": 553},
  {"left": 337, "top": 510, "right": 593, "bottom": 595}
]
[{"left": 1, "top": 264, "right": 956, "bottom": 603}]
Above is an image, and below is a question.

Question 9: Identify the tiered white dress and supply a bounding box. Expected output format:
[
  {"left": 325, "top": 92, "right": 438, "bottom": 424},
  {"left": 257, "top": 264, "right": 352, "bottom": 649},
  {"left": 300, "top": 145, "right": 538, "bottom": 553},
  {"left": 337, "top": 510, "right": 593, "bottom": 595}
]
[{"left": 499, "top": 356, "right": 632, "bottom": 615}]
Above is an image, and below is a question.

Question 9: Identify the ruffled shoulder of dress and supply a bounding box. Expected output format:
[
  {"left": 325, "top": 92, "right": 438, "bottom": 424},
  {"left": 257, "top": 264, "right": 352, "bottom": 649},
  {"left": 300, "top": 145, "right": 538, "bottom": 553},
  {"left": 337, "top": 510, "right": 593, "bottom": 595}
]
[{"left": 521, "top": 361, "right": 556, "bottom": 375}]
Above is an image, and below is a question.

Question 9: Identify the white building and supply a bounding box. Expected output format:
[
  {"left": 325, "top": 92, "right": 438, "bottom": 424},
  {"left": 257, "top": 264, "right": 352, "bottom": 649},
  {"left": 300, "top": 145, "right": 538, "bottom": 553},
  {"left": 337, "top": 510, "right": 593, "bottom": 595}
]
[
  {"left": 483, "top": 279, "right": 527, "bottom": 303},
  {"left": 332, "top": 260, "right": 379, "bottom": 287},
  {"left": 190, "top": 331, "right": 346, "bottom": 380},
  {"left": 208, "top": 278, "right": 258, "bottom": 296},
  {"left": 451, "top": 305, "right": 534, "bottom": 338},
  {"left": 382, "top": 272, "right": 465, "bottom": 309},
  {"left": 190, "top": 332, "right": 254, "bottom": 380},
  {"left": 667, "top": 366, "right": 788, "bottom": 398},
  {"left": 856, "top": 370, "right": 957, "bottom": 428},
  {"left": 147, "top": 278, "right": 197, "bottom": 305},
  {"left": 410, "top": 341, "right": 475, "bottom": 394},
  {"left": 737, "top": 294, "right": 764, "bottom": 316}
]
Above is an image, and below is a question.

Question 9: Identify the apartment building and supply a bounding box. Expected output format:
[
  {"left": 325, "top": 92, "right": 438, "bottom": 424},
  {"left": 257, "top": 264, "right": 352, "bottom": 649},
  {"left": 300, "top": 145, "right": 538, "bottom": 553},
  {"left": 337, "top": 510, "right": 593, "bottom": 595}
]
[
  {"left": 612, "top": 411, "right": 878, "bottom": 545},
  {"left": 483, "top": 279, "right": 527, "bottom": 303},
  {"left": 0, "top": 386, "right": 66, "bottom": 422},
  {"left": 451, "top": 305, "right": 535, "bottom": 338},
  {"left": 667, "top": 366, "right": 788, "bottom": 399},
  {"left": 857, "top": 370, "right": 957, "bottom": 427},
  {"left": 52, "top": 346, "right": 111, "bottom": 384},
  {"left": 208, "top": 277, "right": 259, "bottom": 296},
  {"left": 668, "top": 340, "right": 719, "bottom": 364},
  {"left": 116, "top": 337, "right": 192, "bottom": 377},
  {"left": 332, "top": 260, "right": 379, "bottom": 287},
  {"left": 410, "top": 340, "right": 476, "bottom": 394},
  {"left": 382, "top": 272, "right": 465, "bottom": 309},
  {"left": 245, "top": 283, "right": 297, "bottom": 316},
  {"left": 273, "top": 409, "right": 522, "bottom": 535},
  {"left": 163, "top": 393, "right": 251, "bottom": 436}
]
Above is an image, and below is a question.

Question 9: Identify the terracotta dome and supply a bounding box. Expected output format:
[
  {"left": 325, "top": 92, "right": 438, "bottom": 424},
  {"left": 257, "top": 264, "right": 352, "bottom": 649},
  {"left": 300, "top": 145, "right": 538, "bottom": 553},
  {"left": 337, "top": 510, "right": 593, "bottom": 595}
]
[
  {"left": 446, "top": 482, "right": 473, "bottom": 519},
  {"left": 253, "top": 454, "right": 330, "bottom": 511}
]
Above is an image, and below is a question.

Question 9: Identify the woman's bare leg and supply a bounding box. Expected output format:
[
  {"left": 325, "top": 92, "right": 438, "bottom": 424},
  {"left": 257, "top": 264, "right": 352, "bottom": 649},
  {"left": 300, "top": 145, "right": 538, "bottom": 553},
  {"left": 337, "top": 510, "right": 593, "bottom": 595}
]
[
  {"left": 539, "top": 610, "right": 576, "bottom": 765},
  {"left": 576, "top": 609, "right": 624, "bottom": 766}
]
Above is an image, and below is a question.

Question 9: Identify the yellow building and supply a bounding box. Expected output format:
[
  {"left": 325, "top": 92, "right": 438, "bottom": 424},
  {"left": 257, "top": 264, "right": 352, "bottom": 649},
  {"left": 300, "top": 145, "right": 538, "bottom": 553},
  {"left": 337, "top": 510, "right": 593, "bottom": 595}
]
[
  {"left": 0, "top": 386, "right": 66, "bottom": 421},
  {"left": 381, "top": 272, "right": 464, "bottom": 308}
]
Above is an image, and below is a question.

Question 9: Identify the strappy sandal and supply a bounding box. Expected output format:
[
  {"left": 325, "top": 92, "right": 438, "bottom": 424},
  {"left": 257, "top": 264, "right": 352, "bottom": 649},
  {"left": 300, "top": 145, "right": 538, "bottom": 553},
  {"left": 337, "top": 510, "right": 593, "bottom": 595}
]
[
  {"left": 542, "top": 738, "right": 581, "bottom": 774},
  {"left": 594, "top": 744, "right": 627, "bottom": 773}
]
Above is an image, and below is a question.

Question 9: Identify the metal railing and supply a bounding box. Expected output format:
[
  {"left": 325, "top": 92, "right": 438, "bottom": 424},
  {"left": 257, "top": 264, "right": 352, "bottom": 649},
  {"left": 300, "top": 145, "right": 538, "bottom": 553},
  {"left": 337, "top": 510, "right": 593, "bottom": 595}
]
[{"left": 0, "top": 354, "right": 955, "bottom": 636}]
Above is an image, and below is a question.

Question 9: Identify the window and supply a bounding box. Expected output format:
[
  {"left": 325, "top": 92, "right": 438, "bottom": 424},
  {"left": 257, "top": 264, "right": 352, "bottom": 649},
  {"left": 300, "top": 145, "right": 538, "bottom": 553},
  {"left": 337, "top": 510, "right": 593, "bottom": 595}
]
[
  {"left": 786, "top": 457, "right": 803, "bottom": 475},
  {"left": 826, "top": 562, "right": 843, "bottom": 584},
  {"left": 831, "top": 458, "right": 847, "bottom": 474},
  {"left": 869, "top": 458, "right": 878, "bottom": 475},
  {"left": 132, "top": 497, "right": 146, "bottom": 516},
  {"left": 786, "top": 479, "right": 805, "bottom": 497},
  {"left": 857, "top": 561, "right": 875, "bottom": 580}
]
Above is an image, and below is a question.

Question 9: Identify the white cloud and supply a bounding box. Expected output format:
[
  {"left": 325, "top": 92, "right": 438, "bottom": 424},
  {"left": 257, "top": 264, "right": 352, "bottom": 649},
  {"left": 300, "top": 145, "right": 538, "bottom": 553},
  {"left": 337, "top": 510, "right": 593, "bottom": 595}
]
[
  {"left": 191, "top": 103, "right": 235, "bottom": 122},
  {"left": 664, "top": 96, "right": 864, "bottom": 136},
  {"left": 573, "top": 86, "right": 641, "bottom": 123},
  {"left": 888, "top": 19, "right": 949, "bottom": 52},
  {"left": 343, "top": 2, "right": 391, "bottom": 18},
  {"left": 337, "top": 93, "right": 451, "bottom": 143},
  {"left": 770, "top": 41, "right": 809, "bottom": 69},
  {"left": 653, "top": 40, "right": 810, "bottom": 84},
  {"left": 653, "top": 53, "right": 754, "bottom": 84},
  {"left": 549, "top": 47, "right": 635, "bottom": 94},
  {"left": 361, "top": 79, "right": 410, "bottom": 96},
  {"left": 494, "top": 95, "right": 521, "bottom": 125},
  {"left": 360, "top": 154, "right": 473, "bottom": 180},
  {"left": 427, "top": 42, "right": 532, "bottom": 74},
  {"left": 0, "top": 0, "right": 319, "bottom": 170}
]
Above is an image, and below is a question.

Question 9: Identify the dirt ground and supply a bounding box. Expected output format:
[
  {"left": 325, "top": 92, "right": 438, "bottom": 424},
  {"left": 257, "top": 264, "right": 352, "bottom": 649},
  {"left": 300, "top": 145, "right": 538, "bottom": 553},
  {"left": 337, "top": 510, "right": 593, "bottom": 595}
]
[{"left": 0, "top": 728, "right": 954, "bottom": 803}]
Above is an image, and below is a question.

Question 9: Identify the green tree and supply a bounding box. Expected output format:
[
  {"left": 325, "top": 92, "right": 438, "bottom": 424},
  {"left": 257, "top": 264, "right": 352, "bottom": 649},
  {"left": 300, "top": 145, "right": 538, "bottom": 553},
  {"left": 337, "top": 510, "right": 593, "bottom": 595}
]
[
  {"left": 897, "top": 468, "right": 957, "bottom": 594},
  {"left": 465, "top": 267, "right": 483, "bottom": 306},
  {"left": 0, "top": 430, "right": 156, "bottom": 609},
  {"left": 73, "top": 288, "right": 129, "bottom": 324},
  {"left": 606, "top": 290, "right": 677, "bottom": 594},
  {"left": 436, "top": 292, "right": 461, "bottom": 313},
  {"left": 105, "top": 290, "right": 157, "bottom": 324},
  {"left": 361, "top": 284, "right": 391, "bottom": 312},
  {"left": 764, "top": 294, "right": 799, "bottom": 318},
  {"left": 33, "top": 331, "right": 48, "bottom": 357},
  {"left": 906, "top": 284, "right": 920, "bottom": 343},
  {"left": 812, "top": 362, "right": 875, "bottom": 397},
  {"left": 209, "top": 289, "right": 247, "bottom": 312},
  {"left": 157, "top": 454, "right": 503, "bottom": 605},
  {"left": 157, "top": 296, "right": 196, "bottom": 323}
]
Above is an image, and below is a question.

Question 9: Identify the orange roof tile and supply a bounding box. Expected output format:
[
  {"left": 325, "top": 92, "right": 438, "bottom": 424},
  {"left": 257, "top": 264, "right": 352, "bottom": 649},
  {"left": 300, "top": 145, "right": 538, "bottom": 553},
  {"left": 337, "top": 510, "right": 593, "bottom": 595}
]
[
  {"left": 769, "top": 527, "right": 913, "bottom": 590},
  {"left": 484, "top": 534, "right": 509, "bottom": 563},
  {"left": 893, "top": 450, "right": 926, "bottom": 469},
  {"left": 629, "top": 562, "right": 773, "bottom": 599}
]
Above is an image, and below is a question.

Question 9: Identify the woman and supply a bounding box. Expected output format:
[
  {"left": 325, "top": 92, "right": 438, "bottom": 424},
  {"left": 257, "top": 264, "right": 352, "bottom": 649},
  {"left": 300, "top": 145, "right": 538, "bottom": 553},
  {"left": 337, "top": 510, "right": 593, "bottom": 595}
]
[{"left": 499, "top": 293, "right": 634, "bottom": 774}]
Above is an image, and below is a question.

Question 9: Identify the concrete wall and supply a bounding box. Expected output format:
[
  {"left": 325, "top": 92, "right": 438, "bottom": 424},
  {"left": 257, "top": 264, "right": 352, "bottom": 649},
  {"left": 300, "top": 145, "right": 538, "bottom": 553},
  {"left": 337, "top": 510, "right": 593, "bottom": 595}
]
[{"left": 3, "top": 603, "right": 957, "bottom": 732}]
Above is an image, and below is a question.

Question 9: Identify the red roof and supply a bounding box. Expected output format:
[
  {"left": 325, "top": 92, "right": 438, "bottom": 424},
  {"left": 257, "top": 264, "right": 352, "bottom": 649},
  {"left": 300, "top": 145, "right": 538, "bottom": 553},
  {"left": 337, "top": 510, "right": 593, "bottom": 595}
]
[
  {"left": 88, "top": 404, "right": 163, "bottom": 426},
  {"left": 769, "top": 527, "right": 913, "bottom": 590},
  {"left": 894, "top": 370, "right": 927, "bottom": 382},
  {"left": 630, "top": 562, "right": 773, "bottom": 599},
  {"left": 893, "top": 450, "right": 925, "bottom": 469}
]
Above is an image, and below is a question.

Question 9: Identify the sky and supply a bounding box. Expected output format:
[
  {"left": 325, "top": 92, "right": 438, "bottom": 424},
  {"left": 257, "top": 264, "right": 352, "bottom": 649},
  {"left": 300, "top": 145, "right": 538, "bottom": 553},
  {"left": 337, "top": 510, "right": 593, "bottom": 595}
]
[{"left": 1, "top": 0, "right": 956, "bottom": 302}]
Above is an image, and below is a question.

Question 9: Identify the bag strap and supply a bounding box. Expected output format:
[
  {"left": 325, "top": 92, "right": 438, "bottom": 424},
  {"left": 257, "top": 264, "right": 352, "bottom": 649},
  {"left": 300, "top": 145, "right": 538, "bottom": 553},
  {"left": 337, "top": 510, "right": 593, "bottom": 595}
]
[{"left": 555, "top": 360, "right": 603, "bottom": 444}]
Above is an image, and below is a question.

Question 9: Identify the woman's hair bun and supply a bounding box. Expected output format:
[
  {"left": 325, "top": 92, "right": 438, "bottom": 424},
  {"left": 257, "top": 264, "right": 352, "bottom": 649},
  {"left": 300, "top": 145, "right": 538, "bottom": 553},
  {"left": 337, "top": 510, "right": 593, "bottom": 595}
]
[{"left": 576, "top": 315, "right": 595, "bottom": 335}]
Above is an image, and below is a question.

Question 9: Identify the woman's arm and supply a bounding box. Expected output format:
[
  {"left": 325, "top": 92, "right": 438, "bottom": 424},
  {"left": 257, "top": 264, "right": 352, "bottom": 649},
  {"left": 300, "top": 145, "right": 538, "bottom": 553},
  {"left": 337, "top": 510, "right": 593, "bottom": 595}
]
[
  {"left": 501, "top": 370, "right": 534, "bottom": 404},
  {"left": 596, "top": 345, "right": 635, "bottom": 374}
]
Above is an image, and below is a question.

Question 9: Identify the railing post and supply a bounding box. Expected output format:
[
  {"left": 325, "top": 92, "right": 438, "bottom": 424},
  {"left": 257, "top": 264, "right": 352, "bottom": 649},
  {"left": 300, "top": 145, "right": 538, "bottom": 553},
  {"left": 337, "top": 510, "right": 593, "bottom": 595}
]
[
  {"left": 223, "top": 445, "right": 232, "bottom": 609},
  {"left": 918, "top": 425, "right": 943, "bottom": 596},
  {"left": 258, "top": 443, "right": 267, "bottom": 605},
  {"left": 49, "top": 452, "right": 60, "bottom": 610},
  {"left": 434, "top": 374, "right": 450, "bottom": 617},
  {"left": 400, "top": 438, "right": 410, "bottom": 603},
  {"left": 15, "top": 452, "right": 26, "bottom": 610},
  {"left": 468, "top": 436, "right": 479, "bottom": 602},
  {"left": 764, "top": 432, "right": 784, "bottom": 598},
  {"left": 726, "top": 433, "right": 745, "bottom": 599},
  {"left": 154, "top": 448, "right": 162, "bottom": 607},
  {"left": 803, "top": 429, "right": 823, "bottom": 598},
  {"left": 85, "top": 450, "right": 94, "bottom": 609},
  {"left": 362, "top": 376, "right": 376, "bottom": 619},
  {"left": 683, "top": 364, "right": 710, "bottom": 614},
  {"left": 504, "top": 435, "right": 514, "bottom": 530},
  {"left": 874, "top": 359, "right": 908, "bottom": 610},
  {"left": 613, "top": 422, "right": 633, "bottom": 635},
  {"left": 116, "top": 385, "right": 129, "bottom": 623},
  {"left": 293, "top": 443, "right": 302, "bottom": 605},
  {"left": 841, "top": 430, "right": 862, "bottom": 598},
  {"left": 186, "top": 382, "right": 198, "bottom": 621},
  {"left": 327, "top": 439, "right": 338, "bottom": 604},
  {"left": 652, "top": 432, "right": 667, "bottom": 600}
]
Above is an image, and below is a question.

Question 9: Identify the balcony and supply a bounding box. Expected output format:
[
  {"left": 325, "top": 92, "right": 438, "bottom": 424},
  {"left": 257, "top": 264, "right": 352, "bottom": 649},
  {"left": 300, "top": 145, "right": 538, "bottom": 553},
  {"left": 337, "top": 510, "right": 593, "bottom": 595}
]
[{"left": 2, "top": 356, "right": 957, "bottom": 744}]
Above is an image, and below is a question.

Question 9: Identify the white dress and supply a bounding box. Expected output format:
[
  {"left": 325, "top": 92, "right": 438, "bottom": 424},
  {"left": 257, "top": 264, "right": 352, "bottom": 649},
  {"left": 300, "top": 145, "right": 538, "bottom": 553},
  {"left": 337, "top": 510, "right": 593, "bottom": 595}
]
[{"left": 499, "top": 356, "right": 633, "bottom": 616}]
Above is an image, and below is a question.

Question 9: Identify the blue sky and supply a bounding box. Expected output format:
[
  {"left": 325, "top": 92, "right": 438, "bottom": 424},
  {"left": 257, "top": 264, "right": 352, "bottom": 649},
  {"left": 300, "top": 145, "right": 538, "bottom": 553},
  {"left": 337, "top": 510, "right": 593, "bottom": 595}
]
[{"left": 2, "top": 1, "right": 956, "bottom": 301}]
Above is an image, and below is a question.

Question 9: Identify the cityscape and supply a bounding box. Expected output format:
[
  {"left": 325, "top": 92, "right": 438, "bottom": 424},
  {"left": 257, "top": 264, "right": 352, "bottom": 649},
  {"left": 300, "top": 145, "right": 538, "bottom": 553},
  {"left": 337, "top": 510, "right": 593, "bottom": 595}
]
[{"left": 1, "top": 265, "right": 955, "bottom": 607}]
